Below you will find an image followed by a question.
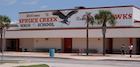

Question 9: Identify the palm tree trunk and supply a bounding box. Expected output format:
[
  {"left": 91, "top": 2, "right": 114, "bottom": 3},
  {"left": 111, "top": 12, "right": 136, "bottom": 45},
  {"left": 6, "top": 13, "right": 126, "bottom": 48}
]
[
  {"left": 86, "top": 21, "right": 89, "bottom": 56},
  {"left": 0, "top": 28, "right": 4, "bottom": 61},
  {"left": 102, "top": 26, "right": 106, "bottom": 56},
  {"left": 0, "top": 28, "right": 2, "bottom": 53}
]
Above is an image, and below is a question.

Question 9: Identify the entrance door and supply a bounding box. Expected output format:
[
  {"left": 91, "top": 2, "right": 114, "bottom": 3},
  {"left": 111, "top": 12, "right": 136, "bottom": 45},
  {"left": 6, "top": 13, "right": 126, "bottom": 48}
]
[
  {"left": 136, "top": 38, "right": 140, "bottom": 54},
  {"left": 6, "top": 39, "right": 19, "bottom": 51},
  {"left": 108, "top": 38, "right": 113, "bottom": 54},
  {"left": 106, "top": 38, "right": 113, "bottom": 54},
  {"left": 64, "top": 38, "right": 72, "bottom": 53}
]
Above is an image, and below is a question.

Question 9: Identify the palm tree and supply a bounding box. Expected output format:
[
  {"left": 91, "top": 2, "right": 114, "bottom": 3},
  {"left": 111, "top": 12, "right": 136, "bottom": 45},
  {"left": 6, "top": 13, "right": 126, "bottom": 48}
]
[
  {"left": 94, "top": 10, "right": 116, "bottom": 55},
  {"left": 83, "top": 12, "right": 94, "bottom": 55},
  {"left": 0, "top": 15, "right": 11, "bottom": 60}
]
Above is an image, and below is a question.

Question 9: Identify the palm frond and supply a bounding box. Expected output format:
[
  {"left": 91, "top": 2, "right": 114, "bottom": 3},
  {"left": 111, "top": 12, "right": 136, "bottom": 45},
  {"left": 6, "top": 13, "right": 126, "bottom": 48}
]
[
  {"left": 83, "top": 12, "right": 96, "bottom": 25},
  {"left": 94, "top": 10, "right": 116, "bottom": 26},
  {"left": 0, "top": 15, "right": 11, "bottom": 28}
]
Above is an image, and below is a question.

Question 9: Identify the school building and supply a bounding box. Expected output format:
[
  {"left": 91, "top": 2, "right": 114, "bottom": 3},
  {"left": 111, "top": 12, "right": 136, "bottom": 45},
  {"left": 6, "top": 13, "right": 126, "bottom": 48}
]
[{"left": 2, "top": 5, "right": 140, "bottom": 54}]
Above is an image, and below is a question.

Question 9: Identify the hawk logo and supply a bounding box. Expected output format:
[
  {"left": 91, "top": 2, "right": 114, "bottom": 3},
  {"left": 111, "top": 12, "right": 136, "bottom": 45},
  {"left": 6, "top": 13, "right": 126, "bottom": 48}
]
[{"left": 53, "top": 10, "right": 78, "bottom": 25}]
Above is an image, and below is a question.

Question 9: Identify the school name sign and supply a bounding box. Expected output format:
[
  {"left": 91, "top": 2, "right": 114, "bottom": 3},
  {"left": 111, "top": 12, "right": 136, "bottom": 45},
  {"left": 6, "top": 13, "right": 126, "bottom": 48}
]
[{"left": 19, "top": 7, "right": 133, "bottom": 29}]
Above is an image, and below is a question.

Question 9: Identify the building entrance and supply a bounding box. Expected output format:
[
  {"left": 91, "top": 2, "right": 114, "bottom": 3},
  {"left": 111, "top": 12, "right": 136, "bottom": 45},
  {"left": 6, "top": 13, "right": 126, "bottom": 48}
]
[
  {"left": 136, "top": 38, "right": 140, "bottom": 54},
  {"left": 63, "top": 38, "right": 72, "bottom": 53},
  {"left": 6, "top": 39, "right": 19, "bottom": 51}
]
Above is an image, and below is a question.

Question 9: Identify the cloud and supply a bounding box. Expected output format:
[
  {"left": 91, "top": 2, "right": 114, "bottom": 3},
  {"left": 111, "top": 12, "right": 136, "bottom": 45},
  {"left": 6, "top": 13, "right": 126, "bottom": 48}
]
[
  {"left": 22, "top": 0, "right": 40, "bottom": 5},
  {"left": 11, "top": 20, "right": 18, "bottom": 24},
  {"left": 0, "top": 0, "right": 17, "bottom": 5},
  {"left": 40, "top": 5, "right": 48, "bottom": 9}
]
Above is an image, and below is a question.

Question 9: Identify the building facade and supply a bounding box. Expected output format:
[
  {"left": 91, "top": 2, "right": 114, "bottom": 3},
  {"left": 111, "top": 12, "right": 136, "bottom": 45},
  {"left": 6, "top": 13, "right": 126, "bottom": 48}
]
[{"left": 2, "top": 5, "right": 140, "bottom": 54}]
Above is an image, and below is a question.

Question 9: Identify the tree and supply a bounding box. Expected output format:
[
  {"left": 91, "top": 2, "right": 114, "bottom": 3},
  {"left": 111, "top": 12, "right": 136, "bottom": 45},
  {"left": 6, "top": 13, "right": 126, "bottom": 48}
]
[
  {"left": 0, "top": 15, "right": 11, "bottom": 60},
  {"left": 94, "top": 10, "right": 116, "bottom": 55},
  {"left": 83, "top": 12, "right": 94, "bottom": 55}
]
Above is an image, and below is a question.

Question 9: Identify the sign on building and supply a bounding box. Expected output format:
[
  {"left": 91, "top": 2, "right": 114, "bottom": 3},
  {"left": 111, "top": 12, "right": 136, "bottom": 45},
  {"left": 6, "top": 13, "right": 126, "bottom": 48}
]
[{"left": 19, "top": 7, "right": 133, "bottom": 29}]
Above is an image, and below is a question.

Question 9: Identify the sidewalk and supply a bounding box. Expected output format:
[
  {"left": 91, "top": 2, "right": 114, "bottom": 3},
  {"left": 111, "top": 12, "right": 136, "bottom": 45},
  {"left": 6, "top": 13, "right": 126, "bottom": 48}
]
[
  {"left": 0, "top": 52, "right": 140, "bottom": 67},
  {"left": 0, "top": 52, "right": 140, "bottom": 61}
]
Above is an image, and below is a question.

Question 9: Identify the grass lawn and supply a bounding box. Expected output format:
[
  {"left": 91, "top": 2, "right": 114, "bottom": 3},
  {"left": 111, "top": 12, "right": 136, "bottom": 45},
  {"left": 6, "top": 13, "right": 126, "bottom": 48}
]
[{"left": 17, "top": 64, "right": 49, "bottom": 67}]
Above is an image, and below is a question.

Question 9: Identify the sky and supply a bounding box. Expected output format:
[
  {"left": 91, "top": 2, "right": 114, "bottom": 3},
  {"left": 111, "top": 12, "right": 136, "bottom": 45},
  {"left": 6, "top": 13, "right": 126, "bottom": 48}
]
[{"left": 0, "top": 0, "right": 140, "bottom": 23}]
